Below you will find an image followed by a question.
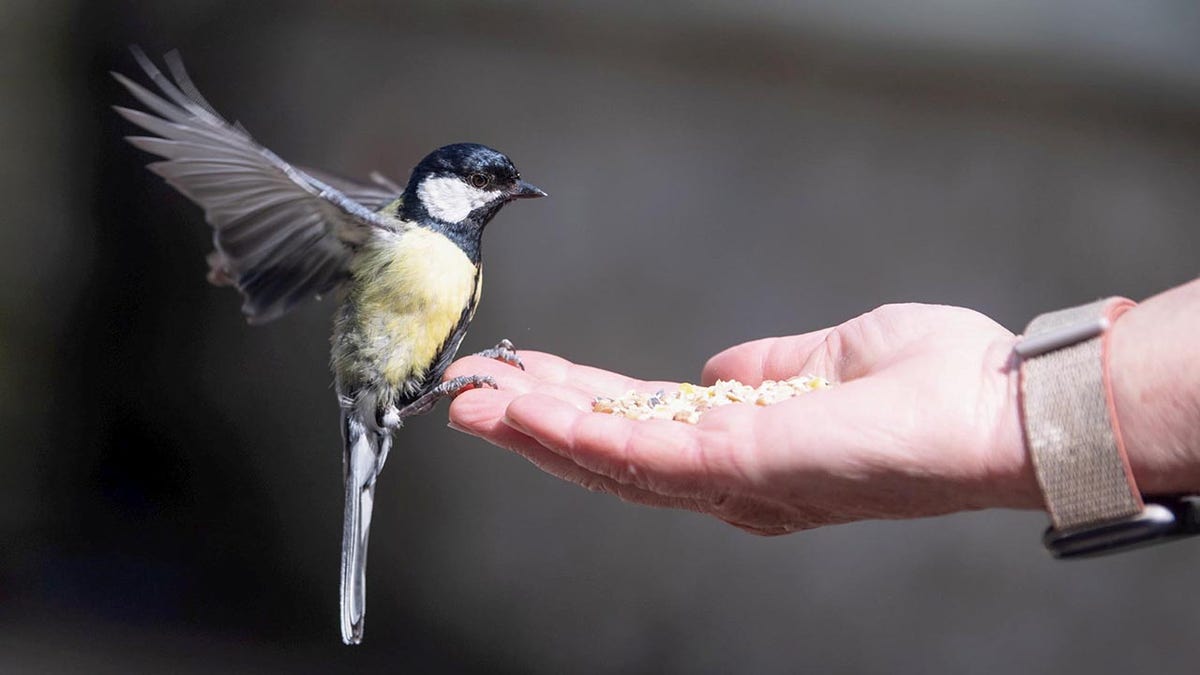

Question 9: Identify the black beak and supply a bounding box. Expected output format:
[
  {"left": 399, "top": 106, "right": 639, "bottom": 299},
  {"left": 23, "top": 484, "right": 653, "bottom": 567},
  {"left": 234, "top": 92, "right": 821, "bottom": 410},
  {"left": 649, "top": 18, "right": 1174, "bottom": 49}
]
[{"left": 510, "top": 180, "right": 547, "bottom": 199}]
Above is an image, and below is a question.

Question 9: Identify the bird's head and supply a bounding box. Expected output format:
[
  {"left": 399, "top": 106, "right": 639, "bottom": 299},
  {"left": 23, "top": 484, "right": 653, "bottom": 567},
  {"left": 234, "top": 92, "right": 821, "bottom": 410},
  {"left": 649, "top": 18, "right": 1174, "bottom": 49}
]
[{"left": 402, "top": 143, "right": 545, "bottom": 229}]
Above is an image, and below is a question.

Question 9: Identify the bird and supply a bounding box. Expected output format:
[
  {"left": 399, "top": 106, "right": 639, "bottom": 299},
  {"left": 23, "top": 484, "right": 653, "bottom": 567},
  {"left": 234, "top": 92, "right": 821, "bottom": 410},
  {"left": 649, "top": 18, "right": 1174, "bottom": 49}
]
[{"left": 112, "top": 47, "right": 546, "bottom": 645}]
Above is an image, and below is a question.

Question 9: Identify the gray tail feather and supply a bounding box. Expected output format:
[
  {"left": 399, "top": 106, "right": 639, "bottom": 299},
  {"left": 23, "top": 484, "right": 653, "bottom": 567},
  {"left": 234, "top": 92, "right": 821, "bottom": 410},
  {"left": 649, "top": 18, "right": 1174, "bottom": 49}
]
[{"left": 340, "top": 411, "right": 390, "bottom": 645}]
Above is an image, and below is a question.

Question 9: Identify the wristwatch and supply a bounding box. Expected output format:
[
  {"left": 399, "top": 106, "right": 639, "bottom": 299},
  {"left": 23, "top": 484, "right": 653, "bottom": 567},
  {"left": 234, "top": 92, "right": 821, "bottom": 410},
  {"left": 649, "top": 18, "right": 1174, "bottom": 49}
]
[{"left": 1016, "top": 297, "right": 1200, "bottom": 558}]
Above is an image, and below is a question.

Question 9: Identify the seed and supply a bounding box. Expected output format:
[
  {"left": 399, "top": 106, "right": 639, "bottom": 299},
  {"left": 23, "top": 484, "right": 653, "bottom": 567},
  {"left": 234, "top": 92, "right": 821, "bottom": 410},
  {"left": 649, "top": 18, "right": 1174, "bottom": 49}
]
[{"left": 592, "top": 375, "right": 831, "bottom": 424}]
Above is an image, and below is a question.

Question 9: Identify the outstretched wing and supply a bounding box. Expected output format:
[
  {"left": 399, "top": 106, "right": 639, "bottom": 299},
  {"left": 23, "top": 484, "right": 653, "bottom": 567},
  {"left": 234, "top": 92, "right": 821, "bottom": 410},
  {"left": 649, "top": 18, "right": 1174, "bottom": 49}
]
[
  {"left": 299, "top": 167, "right": 404, "bottom": 214},
  {"left": 113, "top": 47, "right": 406, "bottom": 324}
]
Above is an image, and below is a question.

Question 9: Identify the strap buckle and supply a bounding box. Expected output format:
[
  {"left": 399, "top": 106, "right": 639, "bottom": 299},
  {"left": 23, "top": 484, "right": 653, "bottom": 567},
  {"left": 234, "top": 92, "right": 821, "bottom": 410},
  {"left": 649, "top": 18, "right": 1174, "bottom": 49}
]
[
  {"left": 1014, "top": 315, "right": 1109, "bottom": 359},
  {"left": 1044, "top": 496, "right": 1200, "bottom": 559}
]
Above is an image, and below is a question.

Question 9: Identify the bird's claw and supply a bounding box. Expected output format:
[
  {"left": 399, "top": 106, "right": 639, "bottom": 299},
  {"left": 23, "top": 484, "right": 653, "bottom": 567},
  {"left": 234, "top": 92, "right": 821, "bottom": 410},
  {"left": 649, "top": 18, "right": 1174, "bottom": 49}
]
[
  {"left": 443, "top": 374, "right": 498, "bottom": 395},
  {"left": 475, "top": 338, "right": 524, "bottom": 370},
  {"left": 396, "top": 374, "right": 497, "bottom": 420}
]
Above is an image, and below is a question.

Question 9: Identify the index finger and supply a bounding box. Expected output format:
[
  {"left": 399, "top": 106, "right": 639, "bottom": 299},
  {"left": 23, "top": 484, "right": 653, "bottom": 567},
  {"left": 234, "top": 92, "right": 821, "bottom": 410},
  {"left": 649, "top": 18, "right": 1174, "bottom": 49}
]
[
  {"left": 502, "top": 392, "right": 757, "bottom": 499},
  {"left": 471, "top": 349, "right": 679, "bottom": 399}
]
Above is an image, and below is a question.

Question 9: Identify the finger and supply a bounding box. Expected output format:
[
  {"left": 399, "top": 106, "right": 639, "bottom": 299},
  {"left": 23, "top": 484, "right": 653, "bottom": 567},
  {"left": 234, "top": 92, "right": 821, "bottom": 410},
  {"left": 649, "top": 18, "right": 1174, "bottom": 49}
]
[
  {"left": 445, "top": 354, "right": 533, "bottom": 389},
  {"left": 510, "top": 438, "right": 711, "bottom": 513},
  {"left": 443, "top": 355, "right": 652, "bottom": 422},
  {"left": 446, "top": 355, "right": 585, "bottom": 401},
  {"left": 702, "top": 328, "right": 835, "bottom": 385},
  {"left": 502, "top": 392, "right": 752, "bottom": 499},
  {"left": 447, "top": 351, "right": 650, "bottom": 400},
  {"left": 718, "top": 518, "right": 794, "bottom": 537},
  {"left": 457, "top": 390, "right": 819, "bottom": 528},
  {"left": 448, "top": 386, "right": 518, "bottom": 435},
  {"left": 450, "top": 392, "right": 709, "bottom": 512},
  {"left": 496, "top": 350, "right": 681, "bottom": 399}
]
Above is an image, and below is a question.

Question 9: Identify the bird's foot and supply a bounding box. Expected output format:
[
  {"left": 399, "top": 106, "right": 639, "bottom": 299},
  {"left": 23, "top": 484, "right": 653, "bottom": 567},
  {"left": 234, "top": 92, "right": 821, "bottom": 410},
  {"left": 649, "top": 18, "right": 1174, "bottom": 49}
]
[
  {"left": 475, "top": 338, "right": 524, "bottom": 370},
  {"left": 441, "top": 374, "right": 499, "bottom": 395},
  {"left": 396, "top": 374, "right": 498, "bottom": 420}
]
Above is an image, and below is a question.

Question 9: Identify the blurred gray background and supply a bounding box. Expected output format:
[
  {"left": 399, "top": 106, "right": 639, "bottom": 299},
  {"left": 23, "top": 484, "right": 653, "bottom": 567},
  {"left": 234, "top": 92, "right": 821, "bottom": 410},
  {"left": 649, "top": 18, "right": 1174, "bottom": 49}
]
[{"left": 3, "top": 0, "right": 1199, "bottom": 672}]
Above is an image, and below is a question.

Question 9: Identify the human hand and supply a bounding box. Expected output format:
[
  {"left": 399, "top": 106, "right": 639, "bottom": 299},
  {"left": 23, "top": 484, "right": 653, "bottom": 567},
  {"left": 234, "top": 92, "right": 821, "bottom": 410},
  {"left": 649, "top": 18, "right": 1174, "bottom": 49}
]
[{"left": 446, "top": 304, "right": 1042, "bottom": 534}]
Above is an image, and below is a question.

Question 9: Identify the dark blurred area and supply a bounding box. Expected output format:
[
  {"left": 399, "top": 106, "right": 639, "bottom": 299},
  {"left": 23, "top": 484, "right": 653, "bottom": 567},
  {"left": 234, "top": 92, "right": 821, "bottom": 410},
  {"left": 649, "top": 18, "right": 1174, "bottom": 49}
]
[{"left": 3, "top": 0, "right": 1199, "bottom": 672}]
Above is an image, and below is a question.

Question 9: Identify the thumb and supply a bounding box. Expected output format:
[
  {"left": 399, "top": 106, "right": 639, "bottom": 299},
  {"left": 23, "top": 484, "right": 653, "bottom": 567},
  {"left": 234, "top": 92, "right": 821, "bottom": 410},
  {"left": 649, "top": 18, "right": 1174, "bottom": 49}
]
[{"left": 702, "top": 328, "right": 833, "bottom": 385}]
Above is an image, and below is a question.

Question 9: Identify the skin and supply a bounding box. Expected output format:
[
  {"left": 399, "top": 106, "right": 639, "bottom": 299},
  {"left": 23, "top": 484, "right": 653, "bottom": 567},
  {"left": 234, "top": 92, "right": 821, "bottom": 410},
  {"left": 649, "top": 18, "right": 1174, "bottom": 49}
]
[{"left": 444, "top": 278, "right": 1200, "bottom": 535}]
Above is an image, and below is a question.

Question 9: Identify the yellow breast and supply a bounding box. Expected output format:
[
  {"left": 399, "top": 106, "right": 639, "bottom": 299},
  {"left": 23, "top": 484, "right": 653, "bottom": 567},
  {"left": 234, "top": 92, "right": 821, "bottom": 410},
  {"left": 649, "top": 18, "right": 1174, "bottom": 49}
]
[{"left": 353, "top": 227, "right": 481, "bottom": 386}]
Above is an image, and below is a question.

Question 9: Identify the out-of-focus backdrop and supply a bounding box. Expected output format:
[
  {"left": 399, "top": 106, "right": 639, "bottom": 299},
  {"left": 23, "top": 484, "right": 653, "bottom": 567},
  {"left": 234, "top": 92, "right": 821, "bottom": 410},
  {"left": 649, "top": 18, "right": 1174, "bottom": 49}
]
[{"left": 3, "top": 1, "right": 1198, "bottom": 672}]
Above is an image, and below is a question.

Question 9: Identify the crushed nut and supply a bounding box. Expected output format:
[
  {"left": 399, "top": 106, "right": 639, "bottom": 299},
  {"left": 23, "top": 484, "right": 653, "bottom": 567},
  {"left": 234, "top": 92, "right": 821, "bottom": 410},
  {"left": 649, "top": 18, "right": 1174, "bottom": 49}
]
[{"left": 592, "top": 376, "right": 831, "bottom": 424}]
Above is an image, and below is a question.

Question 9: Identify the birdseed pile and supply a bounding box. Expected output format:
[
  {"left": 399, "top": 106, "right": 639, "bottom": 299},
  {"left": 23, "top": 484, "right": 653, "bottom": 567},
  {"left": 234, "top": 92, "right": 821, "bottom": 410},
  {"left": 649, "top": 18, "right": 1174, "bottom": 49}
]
[{"left": 592, "top": 376, "right": 832, "bottom": 424}]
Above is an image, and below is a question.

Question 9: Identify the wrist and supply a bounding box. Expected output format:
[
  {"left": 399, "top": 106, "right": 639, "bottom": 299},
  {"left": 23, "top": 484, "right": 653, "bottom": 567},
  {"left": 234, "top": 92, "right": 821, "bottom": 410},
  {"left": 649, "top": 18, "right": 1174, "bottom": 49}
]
[
  {"left": 988, "top": 335, "right": 1044, "bottom": 510},
  {"left": 1109, "top": 279, "right": 1200, "bottom": 495}
]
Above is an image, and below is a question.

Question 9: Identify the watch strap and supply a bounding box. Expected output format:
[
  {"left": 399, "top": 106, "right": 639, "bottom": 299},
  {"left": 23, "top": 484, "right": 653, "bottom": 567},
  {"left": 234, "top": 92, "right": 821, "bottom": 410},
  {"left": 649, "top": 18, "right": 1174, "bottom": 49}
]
[{"left": 1017, "top": 297, "right": 1139, "bottom": 531}]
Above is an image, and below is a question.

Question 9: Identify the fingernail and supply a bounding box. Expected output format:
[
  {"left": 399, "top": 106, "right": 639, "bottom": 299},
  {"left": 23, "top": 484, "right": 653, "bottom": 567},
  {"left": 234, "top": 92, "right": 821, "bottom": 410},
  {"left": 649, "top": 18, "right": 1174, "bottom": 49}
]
[{"left": 447, "top": 421, "right": 471, "bottom": 434}]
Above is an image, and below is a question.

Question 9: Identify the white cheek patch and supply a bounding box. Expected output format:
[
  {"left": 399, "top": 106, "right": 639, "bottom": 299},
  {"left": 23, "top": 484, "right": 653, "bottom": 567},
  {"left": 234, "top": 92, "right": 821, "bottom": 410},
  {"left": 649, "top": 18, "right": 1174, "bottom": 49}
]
[{"left": 416, "top": 176, "right": 503, "bottom": 223}]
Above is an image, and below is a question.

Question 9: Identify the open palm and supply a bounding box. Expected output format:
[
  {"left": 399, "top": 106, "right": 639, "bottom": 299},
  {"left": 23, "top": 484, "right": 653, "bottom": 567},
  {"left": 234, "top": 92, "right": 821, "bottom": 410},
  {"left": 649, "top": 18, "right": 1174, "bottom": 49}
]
[{"left": 447, "top": 304, "right": 1040, "bottom": 534}]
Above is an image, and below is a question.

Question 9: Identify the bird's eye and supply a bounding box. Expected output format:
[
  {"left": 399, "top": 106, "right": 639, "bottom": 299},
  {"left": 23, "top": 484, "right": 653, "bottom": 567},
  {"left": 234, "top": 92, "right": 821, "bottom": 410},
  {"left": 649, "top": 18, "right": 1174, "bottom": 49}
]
[{"left": 468, "top": 173, "right": 489, "bottom": 189}]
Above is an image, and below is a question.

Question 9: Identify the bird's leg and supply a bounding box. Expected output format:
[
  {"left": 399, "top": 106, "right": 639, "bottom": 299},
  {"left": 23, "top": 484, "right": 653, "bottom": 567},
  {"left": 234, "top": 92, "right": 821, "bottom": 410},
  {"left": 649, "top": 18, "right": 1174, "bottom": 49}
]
[
  {"left": 474, "top": 338, "right": 524, "bottom": 370},
  {"left": 379, "top": 405, "right": 402, "bottom": 432},
  {"left": 396, "top": 375, "right": 498, "bottom": 420}
]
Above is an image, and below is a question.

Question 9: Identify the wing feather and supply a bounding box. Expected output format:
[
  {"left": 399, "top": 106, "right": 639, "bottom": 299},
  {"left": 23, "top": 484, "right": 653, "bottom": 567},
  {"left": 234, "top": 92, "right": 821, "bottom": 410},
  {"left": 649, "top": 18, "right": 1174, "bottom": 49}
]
[
  {"left": 300, "top": 166, "right": 403, "bottom": 213},
  {"left": 113, "top": 47, "right": 405, "bottom": 324}
]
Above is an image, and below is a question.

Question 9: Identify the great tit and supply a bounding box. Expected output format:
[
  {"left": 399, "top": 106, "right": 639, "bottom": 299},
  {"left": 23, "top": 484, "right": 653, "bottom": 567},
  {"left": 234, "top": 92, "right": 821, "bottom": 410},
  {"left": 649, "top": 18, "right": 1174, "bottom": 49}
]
[{"left": 113, "top": 48, "right": 545, "bottom": 645}]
